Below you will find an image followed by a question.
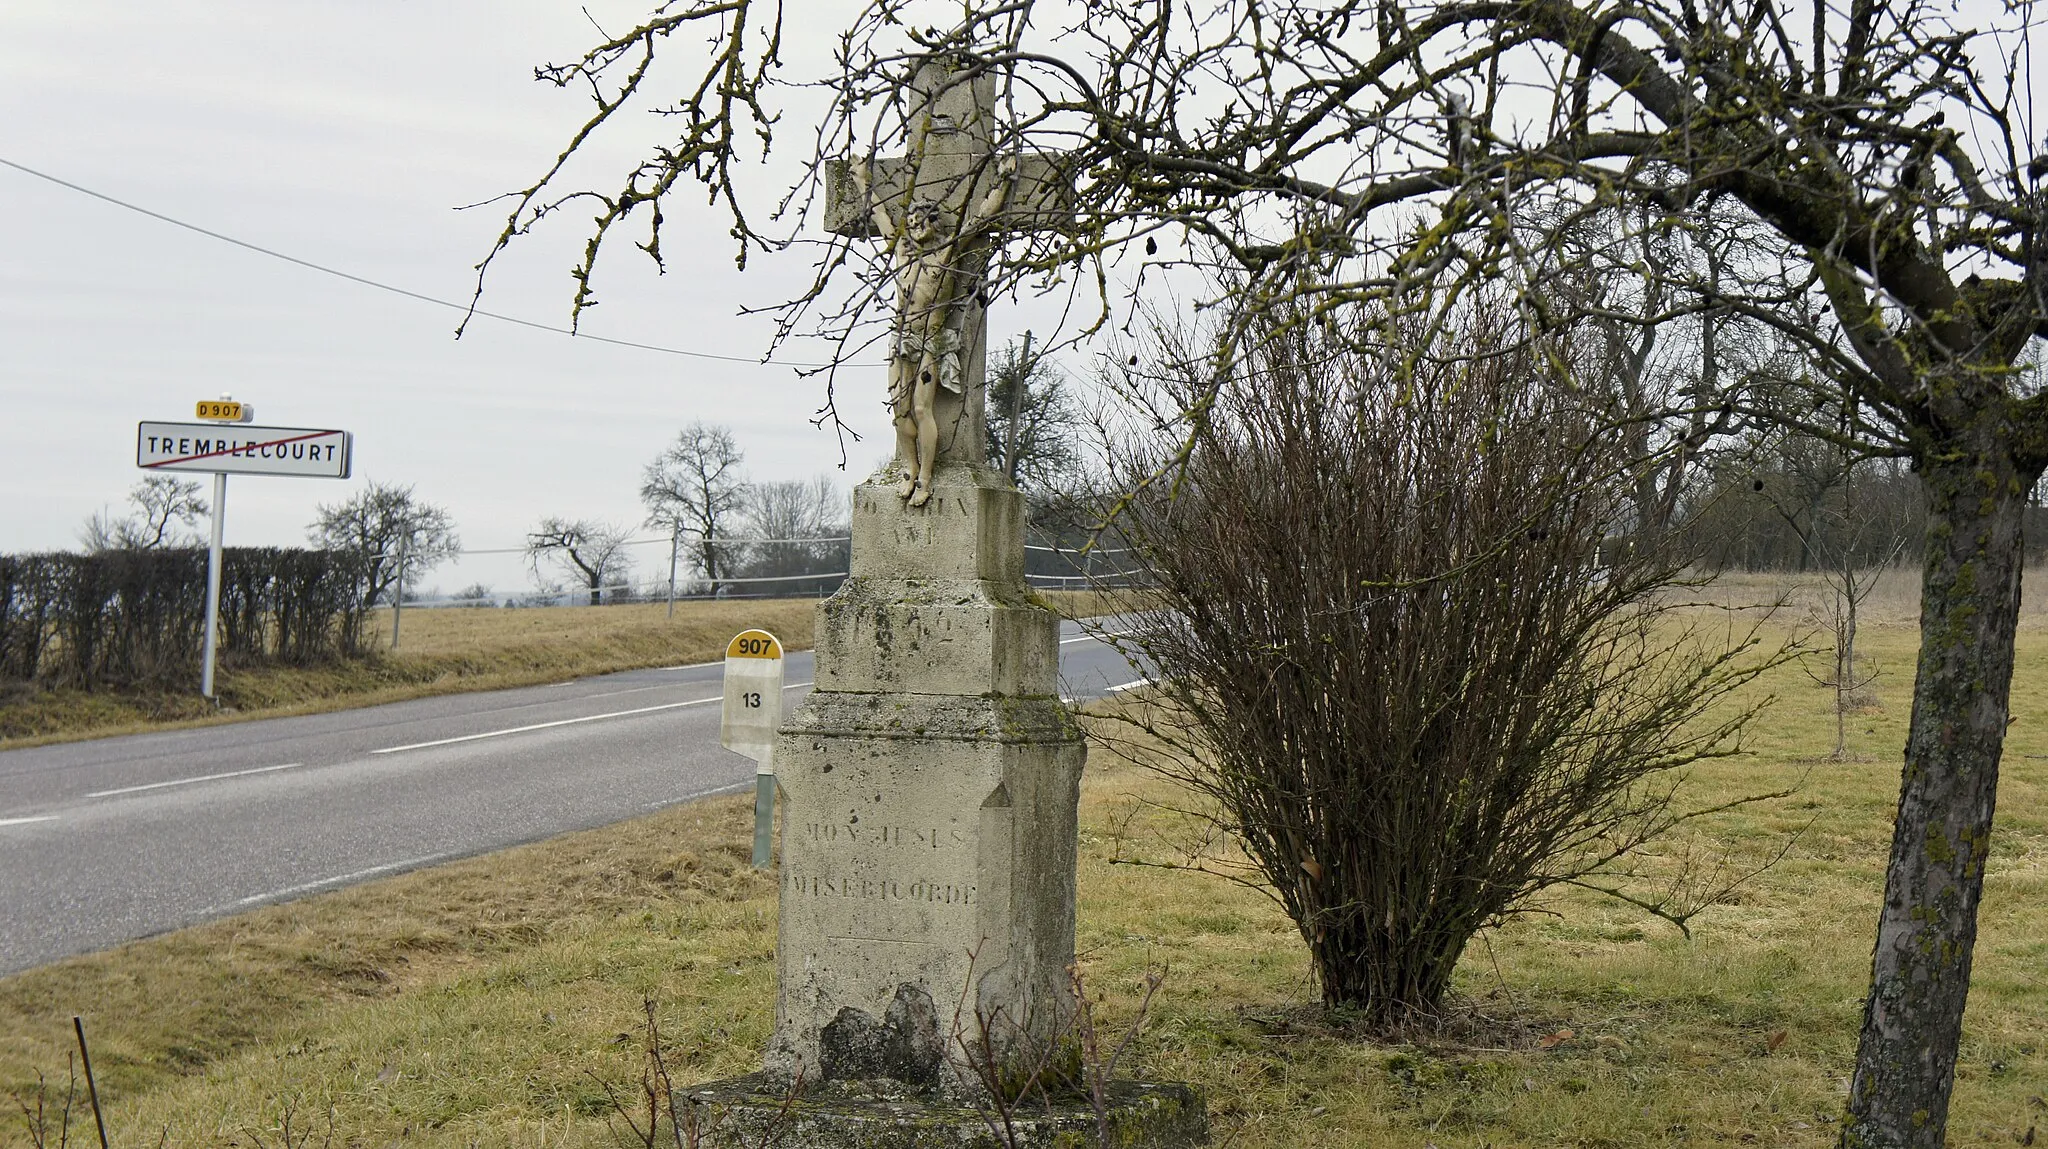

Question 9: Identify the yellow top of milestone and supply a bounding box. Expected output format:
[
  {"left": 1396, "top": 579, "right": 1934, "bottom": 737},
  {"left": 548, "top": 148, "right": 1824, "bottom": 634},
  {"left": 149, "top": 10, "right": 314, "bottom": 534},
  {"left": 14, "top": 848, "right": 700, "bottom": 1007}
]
[{"left": 725, "top": 630, "right": 783, "bottom": 660}]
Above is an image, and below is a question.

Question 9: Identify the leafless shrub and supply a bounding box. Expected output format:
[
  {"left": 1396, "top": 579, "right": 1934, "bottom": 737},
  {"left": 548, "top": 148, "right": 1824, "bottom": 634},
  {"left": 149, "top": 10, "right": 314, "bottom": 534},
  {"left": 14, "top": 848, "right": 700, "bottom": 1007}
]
[
  {"left": 239, "top": 1092, "right": 334, "bottom": 1149},
  {"left": 13, "top": 1062, "right": 79, "bottom": 1149},
  {"left": 951, "top": 956, "right": 1176, "bottom": 1149},
  {"left": 599, "top": 999, "right": 798, "bottom": 1149},
  {"left": 1092, "top": 302, "right": 1787, "bottom": 1028}
]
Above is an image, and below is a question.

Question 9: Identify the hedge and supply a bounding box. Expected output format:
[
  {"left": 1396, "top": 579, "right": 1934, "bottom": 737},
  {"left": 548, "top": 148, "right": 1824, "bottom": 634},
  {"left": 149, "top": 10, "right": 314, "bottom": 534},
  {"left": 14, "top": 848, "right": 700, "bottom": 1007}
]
[{"left": 0, "top": 548, "right": 371, "bottom": 690}]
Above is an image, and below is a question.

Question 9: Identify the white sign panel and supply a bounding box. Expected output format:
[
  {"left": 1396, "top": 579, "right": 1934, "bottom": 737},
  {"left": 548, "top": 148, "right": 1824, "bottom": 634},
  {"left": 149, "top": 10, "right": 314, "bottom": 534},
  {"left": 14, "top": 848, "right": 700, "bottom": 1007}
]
[
  {"left": 137, "top": 422, "right": 352, "bottom": 478},
  {"left": 721, "top": 629, "right": 785, "bottom": 763}
]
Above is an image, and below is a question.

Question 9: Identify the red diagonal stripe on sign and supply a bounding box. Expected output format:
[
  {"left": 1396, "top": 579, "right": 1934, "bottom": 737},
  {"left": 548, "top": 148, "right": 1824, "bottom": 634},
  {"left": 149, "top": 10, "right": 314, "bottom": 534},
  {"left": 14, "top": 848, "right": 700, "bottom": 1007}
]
[{"left": 146, "top": 431, "right": 337, "bottom": 468}]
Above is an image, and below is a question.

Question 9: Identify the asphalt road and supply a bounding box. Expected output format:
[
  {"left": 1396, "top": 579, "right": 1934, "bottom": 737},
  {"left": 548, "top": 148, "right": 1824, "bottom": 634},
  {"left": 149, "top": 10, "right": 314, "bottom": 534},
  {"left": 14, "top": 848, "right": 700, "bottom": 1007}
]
[{"left": 0, "top": 620, "right": 1146, "bottom": 975}]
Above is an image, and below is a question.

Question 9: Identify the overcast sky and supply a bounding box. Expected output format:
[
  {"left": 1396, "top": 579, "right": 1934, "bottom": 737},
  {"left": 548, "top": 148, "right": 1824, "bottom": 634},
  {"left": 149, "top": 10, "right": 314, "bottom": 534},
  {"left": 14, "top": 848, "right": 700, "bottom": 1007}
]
[{"left": 0, "top": 3, "right": 986, "bottom": 597}]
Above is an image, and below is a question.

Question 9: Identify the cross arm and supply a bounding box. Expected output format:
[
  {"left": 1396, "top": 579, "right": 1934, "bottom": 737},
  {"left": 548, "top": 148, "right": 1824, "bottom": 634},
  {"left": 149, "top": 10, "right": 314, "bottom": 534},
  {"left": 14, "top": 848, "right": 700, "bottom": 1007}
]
[{"left": 823, "top": 153, "right": 1075, "bottom": 239}]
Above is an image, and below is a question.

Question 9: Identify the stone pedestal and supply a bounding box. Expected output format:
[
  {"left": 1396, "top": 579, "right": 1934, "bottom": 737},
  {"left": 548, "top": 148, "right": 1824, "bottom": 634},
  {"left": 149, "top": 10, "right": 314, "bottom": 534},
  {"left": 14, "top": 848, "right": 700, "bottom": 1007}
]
[
  {"left": 683, "top": 461, "right": 1203, "bottom": 1146},
  {"left": 767, "top": 462, "right": 1085, "bottom": 1092}
]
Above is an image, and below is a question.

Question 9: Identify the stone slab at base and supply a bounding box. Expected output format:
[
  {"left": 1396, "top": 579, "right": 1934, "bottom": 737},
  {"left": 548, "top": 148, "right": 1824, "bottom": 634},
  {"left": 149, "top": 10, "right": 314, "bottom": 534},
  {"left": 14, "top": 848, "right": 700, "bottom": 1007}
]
[{"left": 683, "top": 1074, "right": 1206, "bottom": 1149}]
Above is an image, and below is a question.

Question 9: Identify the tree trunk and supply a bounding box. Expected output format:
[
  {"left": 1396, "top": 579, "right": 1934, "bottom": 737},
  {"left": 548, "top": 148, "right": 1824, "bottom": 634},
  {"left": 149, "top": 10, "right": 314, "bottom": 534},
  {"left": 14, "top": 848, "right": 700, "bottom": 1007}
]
[
  {"left": 1840, "top": 441, "right": 2032, "bottom": 1148},
  {"left": 1311, "top": 924, "right": 1456, "bottom": 1024}
]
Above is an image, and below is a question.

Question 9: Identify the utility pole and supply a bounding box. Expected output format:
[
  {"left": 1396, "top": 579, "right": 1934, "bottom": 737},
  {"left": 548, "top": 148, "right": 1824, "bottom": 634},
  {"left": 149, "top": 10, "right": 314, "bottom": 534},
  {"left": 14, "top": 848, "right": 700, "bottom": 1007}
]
[
  {"left": 390, "top": 531, "right": 409, "bottom": 650},
  {"left": 1002, "top": 330, "right": 1033, "bottom": 487},
  {"left": 667, "top": 523, "right": 680, "bottom": 618}
]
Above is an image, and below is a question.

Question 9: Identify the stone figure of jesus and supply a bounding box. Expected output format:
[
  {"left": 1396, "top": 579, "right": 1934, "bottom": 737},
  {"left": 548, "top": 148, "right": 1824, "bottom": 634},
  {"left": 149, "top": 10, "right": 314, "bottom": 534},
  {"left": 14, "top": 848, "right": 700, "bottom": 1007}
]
[{"left": 855, "top": 156, "right": 1017, "bottom": 508}]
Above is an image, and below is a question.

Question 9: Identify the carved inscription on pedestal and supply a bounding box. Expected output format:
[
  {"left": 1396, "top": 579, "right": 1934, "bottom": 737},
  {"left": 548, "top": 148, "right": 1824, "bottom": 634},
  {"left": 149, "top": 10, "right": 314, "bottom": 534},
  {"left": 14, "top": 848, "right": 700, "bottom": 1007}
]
[
  {"left": 787, "top": 811, "right": 979, "bottom": 951},
  {"left": 854, "top": 488, "right": 971, "bottom": 518}
]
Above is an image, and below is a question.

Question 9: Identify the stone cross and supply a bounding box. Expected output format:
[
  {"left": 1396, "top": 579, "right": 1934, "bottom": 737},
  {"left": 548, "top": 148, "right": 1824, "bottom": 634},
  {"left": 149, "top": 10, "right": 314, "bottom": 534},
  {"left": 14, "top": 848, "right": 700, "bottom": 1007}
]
[
  {"left": 688, "top": 54, "right": 1203, "bottom": 1146},
  {"left": 823, "top": 55, "right": 1073, "bottom": 509},
  {"left": 763, "top": 53, "right": 1084, "bottom": 1099}
]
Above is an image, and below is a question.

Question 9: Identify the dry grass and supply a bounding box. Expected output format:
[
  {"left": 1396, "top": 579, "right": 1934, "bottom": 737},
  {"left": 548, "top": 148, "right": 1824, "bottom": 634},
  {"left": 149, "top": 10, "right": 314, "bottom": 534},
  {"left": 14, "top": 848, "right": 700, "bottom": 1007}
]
[
  {"left": 1680, "top": 562, "right": 2048, "bottom": 630},
  {"left": 3, "top": 596, "right": 2045, "bottom": 1147},
  {"left": 0, "top": 798, "right": 778, "bottom": 1148}
]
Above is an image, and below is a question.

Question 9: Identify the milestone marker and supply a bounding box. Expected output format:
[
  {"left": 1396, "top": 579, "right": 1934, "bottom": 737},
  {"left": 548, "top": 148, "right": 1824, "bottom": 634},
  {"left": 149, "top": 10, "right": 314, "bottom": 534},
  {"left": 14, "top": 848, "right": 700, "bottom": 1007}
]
[{"left": 721, "top": 629, "right": 785, "bottom": 868}]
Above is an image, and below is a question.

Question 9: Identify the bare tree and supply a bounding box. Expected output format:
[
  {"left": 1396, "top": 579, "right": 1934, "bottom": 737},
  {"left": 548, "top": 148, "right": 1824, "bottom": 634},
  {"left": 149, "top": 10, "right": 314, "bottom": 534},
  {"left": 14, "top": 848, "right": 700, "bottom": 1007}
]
[
  {"left": 308, "top": 482, "right": 460, "bottom": 614},
  {"left": 1537, "top": 202, "right": 1798, "bottom": 542},
  {"left": 984, "top": 336, "right": 1084, "bottom": 496},
  {"left": 527, "top": 518, "right": 636, "bottom": 606},
  {"left": 484, "top": 3, "right": 2048, "bottom": 1140},
  {"left": 1683, "top": 433, "right": 1926, "bottom": 572},
  {"left": 640, "top": 423, "right": 748, "bottom": 597},
  {"left": 1096, "top": 302, "right": 1776, "bottom": 1025},
  {"left": 80, "top": 476, "right": 210, "bottom": 552},
  {"left": 1781, "top": 406, "right": 1918, "bottom": 762},
  {"left": 731, "top": 476, "right": 850, "bottom": 594}
]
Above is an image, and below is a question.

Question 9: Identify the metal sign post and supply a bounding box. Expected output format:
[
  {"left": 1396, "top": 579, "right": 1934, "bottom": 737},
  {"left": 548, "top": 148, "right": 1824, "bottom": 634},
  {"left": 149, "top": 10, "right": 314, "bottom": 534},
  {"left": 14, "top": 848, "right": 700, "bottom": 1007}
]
[
  {"left": 720, "top": 629, "right": 785, "bottom": 868},
  {"left": 391, "top": 533, "right": 409, "bottom": 650},
  {"left": 200, "top": 471, "right": 227, "bottom": 700},
  {"left": 140, "top": 399, "right": 354, "bottom": 700}
]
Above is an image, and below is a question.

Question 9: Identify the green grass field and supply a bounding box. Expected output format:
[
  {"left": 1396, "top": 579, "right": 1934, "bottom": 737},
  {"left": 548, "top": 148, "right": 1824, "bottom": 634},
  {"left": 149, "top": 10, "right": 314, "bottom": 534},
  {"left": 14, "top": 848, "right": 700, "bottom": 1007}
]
[{"left": 2, "top": 575, "right": 2044, "bottom": 1147}]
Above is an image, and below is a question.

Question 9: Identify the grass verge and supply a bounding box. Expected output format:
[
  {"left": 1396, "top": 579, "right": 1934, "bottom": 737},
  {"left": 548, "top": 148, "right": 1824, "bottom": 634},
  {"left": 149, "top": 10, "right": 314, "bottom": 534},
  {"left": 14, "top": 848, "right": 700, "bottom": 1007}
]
[{"left": 2, "top": 611, "right": 2044, "bottom": 1147}]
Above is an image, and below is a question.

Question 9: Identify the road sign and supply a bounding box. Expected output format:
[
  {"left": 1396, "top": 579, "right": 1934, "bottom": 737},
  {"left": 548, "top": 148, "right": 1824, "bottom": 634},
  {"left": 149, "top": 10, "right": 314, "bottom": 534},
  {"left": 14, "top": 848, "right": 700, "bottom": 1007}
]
[
  {"left": 722, "top": 629, "right": 785, "bottom": 869},
  {"left": 137, "top": 411, "right": 353, "bottom": 702},
  {"left": 194, "top": 400, "right": 252, "bottom": 422},
  {"left": 137, "top": 422, "right": 352, "bottom": 478}
]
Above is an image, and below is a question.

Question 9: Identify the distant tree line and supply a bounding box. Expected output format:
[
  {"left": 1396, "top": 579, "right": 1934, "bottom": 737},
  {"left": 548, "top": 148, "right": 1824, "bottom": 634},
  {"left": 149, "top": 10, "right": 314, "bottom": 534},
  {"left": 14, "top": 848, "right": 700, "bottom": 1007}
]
[
  {"left": 1680, "top": 442, "right": 1925, "bottom": 572},
  {"left": 1666, "top": 434, "right": 2048, "bottom": 573}
]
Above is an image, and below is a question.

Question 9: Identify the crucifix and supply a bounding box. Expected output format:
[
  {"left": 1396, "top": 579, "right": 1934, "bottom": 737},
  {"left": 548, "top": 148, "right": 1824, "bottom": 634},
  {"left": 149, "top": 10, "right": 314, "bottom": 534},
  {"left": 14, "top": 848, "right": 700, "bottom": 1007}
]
[
  {"left": 688, "top": 53, "right": 1204, "bottom": 1138},
  {"left": 826, "top": 54, "right": 1072, "bottom": 505}
]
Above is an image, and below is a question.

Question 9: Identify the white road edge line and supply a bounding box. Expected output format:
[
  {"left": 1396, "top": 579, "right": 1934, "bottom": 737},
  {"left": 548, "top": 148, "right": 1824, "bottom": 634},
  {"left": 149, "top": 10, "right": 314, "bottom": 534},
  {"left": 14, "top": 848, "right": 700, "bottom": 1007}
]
[
  {"left": 373, "top": 679, "right": 814, "bottom": 755},
  {"left": 1105, "top": 678, "right": 1153, "bottom": 693},
  {"left": 577, "top": 684, "right": 675, "bottom": 701},
  {"left": 0, "top": 816, "right": 58, "bottom": 827},
  {"left": 371, "top": 698, "right": 721, "bottom": 754},
  {"left": 87, "top": 762, "right": 302, "bottom": 799},
  {"left": 642, "top": 780, "right": 755, "bottom": 809},
  {"left": 1059, "top": 630, "right": 1134, "bottom": 645},
  {"left": 234, "top": 851, "right": 455, "bottom": 906}
]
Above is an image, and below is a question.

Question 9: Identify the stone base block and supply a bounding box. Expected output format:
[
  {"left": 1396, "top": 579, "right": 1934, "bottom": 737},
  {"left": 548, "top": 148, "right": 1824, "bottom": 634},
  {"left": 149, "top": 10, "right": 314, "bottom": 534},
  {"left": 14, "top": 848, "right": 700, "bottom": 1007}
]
[
  {"left": 683, "top": 1075, "right": 1206, "bottom": 1149},
  {"left": 769, "top": 693, "right": 1085, "bottom": 1091},
  {"left": 814, "top": 581, "right": 1058, "bottom": 697},
  {"left": 850, "top": 462, "right": 1027, "bottom": 584}
]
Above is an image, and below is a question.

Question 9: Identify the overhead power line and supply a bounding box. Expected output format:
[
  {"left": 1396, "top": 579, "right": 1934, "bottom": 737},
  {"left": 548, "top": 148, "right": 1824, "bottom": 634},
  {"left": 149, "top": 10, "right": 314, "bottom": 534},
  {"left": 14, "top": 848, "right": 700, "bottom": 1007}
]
[
  {"left": 0, "top": 155, "right": 866, "bottom": 370},
  {"left": 454, "top": 535, "right": 853, "bottom": 556}
]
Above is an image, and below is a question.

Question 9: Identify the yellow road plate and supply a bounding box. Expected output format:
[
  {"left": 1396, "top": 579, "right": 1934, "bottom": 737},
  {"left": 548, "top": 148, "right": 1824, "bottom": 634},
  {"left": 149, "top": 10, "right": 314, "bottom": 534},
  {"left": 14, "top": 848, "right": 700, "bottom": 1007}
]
[
  {"left": 195, "top": 400, "right": 245, "bottom": 421},
  {"left": 725, "top": 629, "right": 783, "bottom": 659}
]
